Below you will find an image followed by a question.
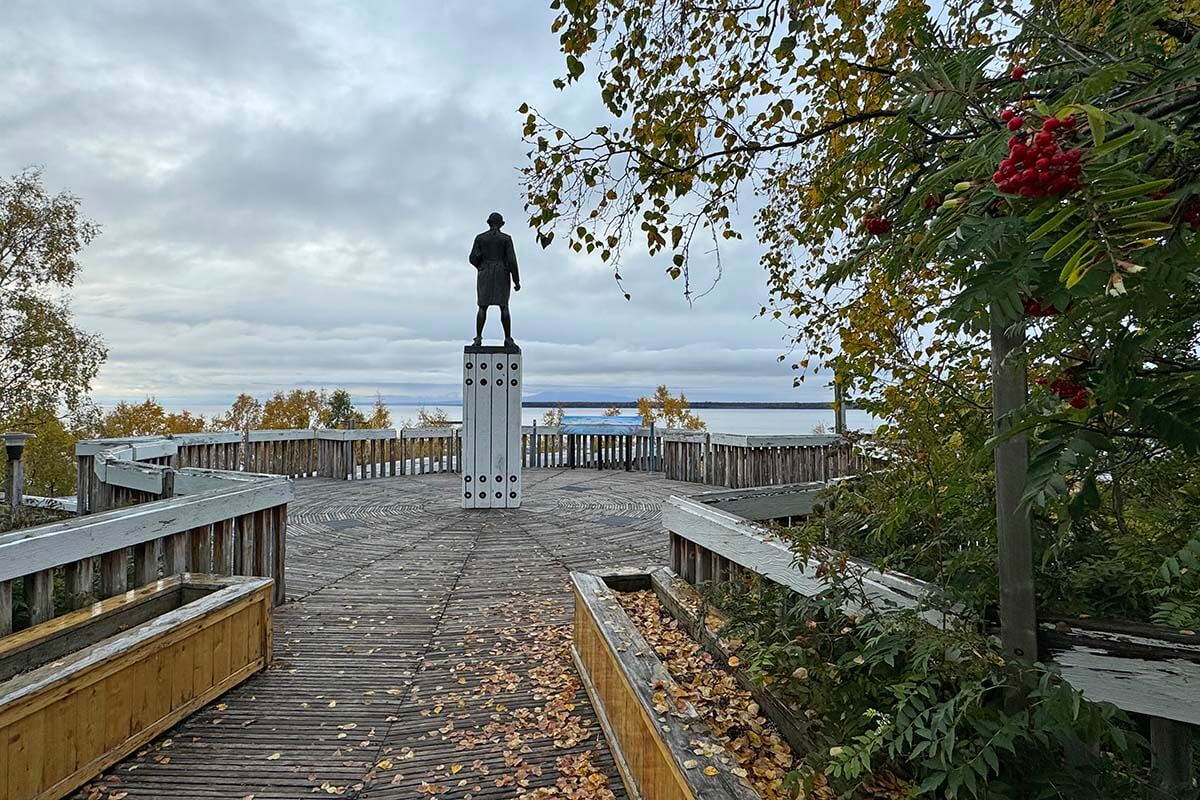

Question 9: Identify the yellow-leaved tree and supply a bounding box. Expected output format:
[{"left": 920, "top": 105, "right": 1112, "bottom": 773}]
[{"left": 636, "top": 386, "right": 704, "bottom": 430}]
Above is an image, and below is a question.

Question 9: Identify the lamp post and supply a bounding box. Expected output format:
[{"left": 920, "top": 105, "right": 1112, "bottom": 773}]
[{"left": 3, "top": 432, "right": 35, "bottom": 510}]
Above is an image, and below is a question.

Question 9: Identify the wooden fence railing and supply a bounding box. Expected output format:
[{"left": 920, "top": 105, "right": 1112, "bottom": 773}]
[
  {"left": 3, "top": 438, "right": 292, "bottom": 637},
  {"left": 661, "top": 431, "right": 868, "bottom": 487},
  {"left": 663, "top": 486, "right": 1199, "bottom": 796},
  {"left": 65, "top": 428, "right": 866, "bottom": 509}
]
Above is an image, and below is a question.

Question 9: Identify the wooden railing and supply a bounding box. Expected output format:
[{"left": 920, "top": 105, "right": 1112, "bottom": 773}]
[
  {"left": 662, "top": 431, "right": 867, "bottom": 487},
  {"left": 65, "top": 428, "right": 866, "bottom": 511},
  {"left": 3, "top": 437, "right": 292, "bottom": 637},
  {"left": 663, "top": 486, "right": 1200, "bottom": 795}
]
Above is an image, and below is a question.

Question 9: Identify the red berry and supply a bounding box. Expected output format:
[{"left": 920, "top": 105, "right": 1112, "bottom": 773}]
[
  {"left": 1035, "top": 132, "right": 1053, "bottom": 146},
  {"left": 1011, "top": 66, "right": 1027, "bottom": 80},
  {"left": 1069, "top": 390, "right": 1090, "bottom": 409},
  {"left": 1011, "top": 143, "right": 1027, "bottom": 159},
  {"left": 1001, "top": 109, "right": 1015, "bottom": 122},
  {"left": 1035, "top": 158, "right": 1050, "bottom": 170},
  {"left": 1062, "top": 116, "right": 1077, "bottom": 129},
  {"left": 1066, "top": 149, "right": 1082, "bottom": 161},
  {"left": 1043, "top": 117, "right": 1061, "bottom": 132},
  {"left": 1007, "top": 117, "right": 1024, "bottom": 131},
  {"left": 1008, "top": 135, "right": 1023, "bottom": 148}
]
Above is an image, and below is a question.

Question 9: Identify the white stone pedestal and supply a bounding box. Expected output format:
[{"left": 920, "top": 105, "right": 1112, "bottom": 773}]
[{"left": 462, "top": 345, "right": 522, "bottom": 508}]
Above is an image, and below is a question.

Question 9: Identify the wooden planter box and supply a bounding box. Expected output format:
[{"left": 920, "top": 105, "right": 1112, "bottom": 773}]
[
  {"left": 571, "top": 570, "right": 760, "bottom": 800},
  {"left": 0, "top": 574, "right": 273, "bottom": 800}
]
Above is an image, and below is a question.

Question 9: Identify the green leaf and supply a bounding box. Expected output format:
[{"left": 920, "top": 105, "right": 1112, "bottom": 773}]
[
  {"left": 1085, "top": 105, "right": 1106, "bottom": 146},
  {"left": 1027, "top": 206, "right": 1076, "bottom": 243},
  {"left": 1108, "top": 198, "right": 1176, "bottom": 219},
  {"left": 1092, "top": 130, "right": 1140, "bottom": 156},
  {"left": 1097, "top": 178, "right": 1174, "bottom": 202},
  {"left": 1044, "top": 220, "right": 1089, "bottom": 260}
]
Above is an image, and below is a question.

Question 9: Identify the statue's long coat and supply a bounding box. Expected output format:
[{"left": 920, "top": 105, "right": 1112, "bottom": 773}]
[{"left": 469, "top": 228, "right": 520, "bottom": 307}]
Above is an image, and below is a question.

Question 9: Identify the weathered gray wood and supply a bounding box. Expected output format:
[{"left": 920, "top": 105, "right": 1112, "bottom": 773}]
[
  {"left": 664, "top": 495, "right": 943, "bottom": 623},
  {"left": 1150, "top": 717, "right": 1193, "bottom": 798},
  {"left": 0, "top": 479, "right": 293, "bottom": 582},
  {"left": 690, "top": 482, "right": 825, "bottom": 521},
  {"left": 991, "top": 305, "right": 1037, "bottom": 663},
  {"left": 134, "top": 540, "right": 159, "bottom": 585},
  {"left": 24, "top": 569, "right": 54, "bottom": 625},
  {"left": 64, "top": 557, "right": 95, "bottom": 609},
  {"left": 0, "top": 580, "right": 11, "bottom": 635},
  {"left": 100, "top": 549, "right": 128, "bottom": 597}
]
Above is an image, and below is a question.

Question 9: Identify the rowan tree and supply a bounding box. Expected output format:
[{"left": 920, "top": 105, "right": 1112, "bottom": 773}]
[{"left": 522, "top": 0, "right": 1200, "bottom": 502}]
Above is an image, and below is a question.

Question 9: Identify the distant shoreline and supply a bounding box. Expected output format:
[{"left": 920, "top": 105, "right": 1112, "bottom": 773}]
[{"left": 520, "top": 400, "right": 860, "bottom": 410}]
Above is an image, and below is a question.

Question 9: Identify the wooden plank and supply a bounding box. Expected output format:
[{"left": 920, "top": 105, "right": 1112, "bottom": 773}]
[
  {"left": 571, "top": 571, "right": 761, "bottom": 800},
  {"left": 0, "top": 478, "right": 293, "bottom": 582},
  {"left": 663, "top": 495, "right": 944, "bottom": 624}
]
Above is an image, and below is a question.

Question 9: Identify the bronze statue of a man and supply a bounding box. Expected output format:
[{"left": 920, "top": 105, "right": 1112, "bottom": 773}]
[{"left": 469, "top": 212, "right": 521, "bottom": 347}]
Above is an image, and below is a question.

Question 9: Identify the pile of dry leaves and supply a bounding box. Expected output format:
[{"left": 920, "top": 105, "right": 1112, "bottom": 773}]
[{"left": 617, "top": 589, "right": 830, "bottom": 800}]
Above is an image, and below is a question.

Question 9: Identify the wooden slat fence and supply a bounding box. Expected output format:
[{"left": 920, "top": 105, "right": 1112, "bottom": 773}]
[
  {"left": 69, "top": 428, "right": 867, "bottom": 508},
  {"left": 3, "top": 438, "right": 292, "bottom": 637}
]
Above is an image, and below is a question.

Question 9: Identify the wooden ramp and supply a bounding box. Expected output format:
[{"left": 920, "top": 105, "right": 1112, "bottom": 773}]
[{"left": 73, "top": 469, "right": 686, "bottom": 799}]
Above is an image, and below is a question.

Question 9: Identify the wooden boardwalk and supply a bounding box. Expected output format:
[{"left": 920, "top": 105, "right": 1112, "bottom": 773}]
[{"left": 75, "top": 469, "right": 688, "bottom": 799}]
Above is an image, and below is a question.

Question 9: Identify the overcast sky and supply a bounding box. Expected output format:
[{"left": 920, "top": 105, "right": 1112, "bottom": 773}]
[{"left": 0, "top": 1, "right": 828, "bottom": 410}]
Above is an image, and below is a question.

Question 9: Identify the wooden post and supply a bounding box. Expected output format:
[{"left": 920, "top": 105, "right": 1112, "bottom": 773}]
[
  {"left": 648, "top": 423, "right": 656, "bottom": 472},
  {"left": 24, "top": 569, "right": 54, "bottom": 625},
  {"left": 3, "top": 432, "right": 35, "bottom": 509},
  {"left": 0, "top": 580, "right": 11, "bottom": 635},
  {"left": 992, "top": 305, "right": 1038, "bottom": 663},
  {"left": 1150, "top": 718, "right": 1193, "bottom": 799},
  {"left": 833, "top": 381, "right": 847, "bottom": 436}
]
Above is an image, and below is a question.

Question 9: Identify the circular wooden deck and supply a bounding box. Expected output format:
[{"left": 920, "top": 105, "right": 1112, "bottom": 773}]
[{"left": 77, "top": 469, "right": 692, "bottom": 799}]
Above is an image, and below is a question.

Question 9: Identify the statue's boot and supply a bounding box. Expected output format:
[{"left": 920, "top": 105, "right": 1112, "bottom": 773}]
[
  {"left": 472, "top": 336, "right": 482, "bottom": 347},
  {"left": 504, "top": 337, "right": 516, "bottom": 348}
]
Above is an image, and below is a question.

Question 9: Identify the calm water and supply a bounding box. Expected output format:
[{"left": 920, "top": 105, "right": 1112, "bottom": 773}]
[
  {"left": 389, "top": 404, "right": 878, "bottom": 434},
  {"left": 176, "top": 403, "right": 878, "bottom": 434}
]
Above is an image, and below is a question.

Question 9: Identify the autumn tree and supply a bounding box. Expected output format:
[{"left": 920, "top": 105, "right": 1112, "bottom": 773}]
[
  {"left": 0, "top": 168, "right": 106, "bottom": 423},
  {"left": 366, "top": 392, "right": 393, "bottom": 429},
  {"left": 602, "top": 406, "right": 623, "bottom": 417},
  {"left": 213, "top": 393, "right": 263, "bottom": 432},
  {"left": 542, "top": 404, "right": 565, "bottom": 426},
  {"left": 99, "top": 398, "right": 206, "bottom": 437},
  {"left": 522, "top": 1, "right": 1199, "bottom": 476},
  {"left": 636, "top": 385, "right": 705, "bottom": 429},
  {"left": 525, "top": 3, "right": 1200, "bottom": 794},
  {"left": 415, "top": 406, "right": 451, "bottom": 427},
  {"left": 260, "top": 389, "right": 322, "bottom": 429}
]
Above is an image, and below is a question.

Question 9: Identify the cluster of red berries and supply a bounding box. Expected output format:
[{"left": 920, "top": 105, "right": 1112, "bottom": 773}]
[
  {"left": 862, "top": 217, "right": 892, "bottom": 235},
  {"left": 1036, "top": 376, "right": 1090, "bottom": 409},
  {"left": 993, "top": 113, "right": 1083, "bottom": 198},
  {"left": 1022, "top": 297, "right": 1060, "bottom": 317},
  {"left": 1183, "top": 197, "right": 1200, "bottom": 230}
]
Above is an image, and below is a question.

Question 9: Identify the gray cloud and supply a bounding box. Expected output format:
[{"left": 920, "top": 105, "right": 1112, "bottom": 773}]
[{"left": 0, "top": 1, "right": 828, "bottom": 411}]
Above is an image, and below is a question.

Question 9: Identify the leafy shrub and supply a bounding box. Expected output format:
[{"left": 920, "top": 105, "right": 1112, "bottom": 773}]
[{"left": 713, "top": 568, "right": 1147, "bottom": 798}]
